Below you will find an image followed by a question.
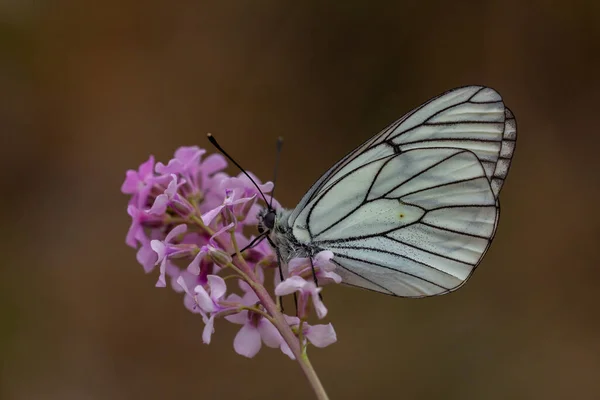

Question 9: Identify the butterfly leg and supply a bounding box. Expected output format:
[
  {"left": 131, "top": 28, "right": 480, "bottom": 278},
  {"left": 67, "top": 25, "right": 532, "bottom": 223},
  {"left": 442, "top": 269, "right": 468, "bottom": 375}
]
[
  {"left": 267, "top": 235, "right": 298, "bottom": 314},
  {"left": 309, "top": 253, "right": 324, "bottom": 301}
]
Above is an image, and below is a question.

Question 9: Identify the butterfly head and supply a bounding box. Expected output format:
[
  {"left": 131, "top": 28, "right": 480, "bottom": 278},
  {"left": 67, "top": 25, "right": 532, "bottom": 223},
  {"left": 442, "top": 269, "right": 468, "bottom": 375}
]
[{"left": 257, "top": 207, "right": 276, "bottom": 234}]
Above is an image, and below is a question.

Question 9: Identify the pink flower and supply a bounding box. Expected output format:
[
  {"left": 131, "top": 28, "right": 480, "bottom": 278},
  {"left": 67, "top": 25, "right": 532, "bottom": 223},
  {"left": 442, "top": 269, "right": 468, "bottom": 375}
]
[
  {"left": 193, "top": 275, "right": 227, "bottom": 314},
  {"left": 151, "top": 224, "right": 189, "bottom": 287},
  {"left": 177, "top": 275, "right": 230, "bottom": 344},
  {"left": 173, "top": 270, "right": 206, "bottom": 313},
  {"left": 288, "top": 251, "right": 342, "bottom": 286},
  {"left": 121, "top": 155, "right": 156, "bottom": 207},
  {"left": 125, "top": 204, "right": 163, "bottom": 248},
  {"left": 220, "top": 171, "right": 273, "bottom": 201},
  {"left": 155, "top": 146, "right": 227, "bottom": 196},
  {"left": 218, "top": 172, "right": 280, "bottom": 225},
  {"left": 148, "top": 174, "right": 194, "bottom": 217},
  {"left": 134, "top": 231, "right": 160, "bottom": 273},
  {"left": 275, "top": 276, "right": 327, "bottom": 319},
  {"left": 226, "top": 308, "right": 293, "bottom": 359},
  {"left": 155, "top": 146, "right": 206, "bottom": 177},
  {"left": 201, "top": 189, "right": 256, "bottom": 227},
  {"left": 285, "top": 316, "right": 337, "bottom": 348}
]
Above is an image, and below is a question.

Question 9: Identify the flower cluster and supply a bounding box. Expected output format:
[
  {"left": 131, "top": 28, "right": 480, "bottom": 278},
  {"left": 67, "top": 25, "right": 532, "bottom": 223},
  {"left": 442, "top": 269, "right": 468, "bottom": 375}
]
[{"left": 122, "top": 146, "right": 339, "bottom": 359}]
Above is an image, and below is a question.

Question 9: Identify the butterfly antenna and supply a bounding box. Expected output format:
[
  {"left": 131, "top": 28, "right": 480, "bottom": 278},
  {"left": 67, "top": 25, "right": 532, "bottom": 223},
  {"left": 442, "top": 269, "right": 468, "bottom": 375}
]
[
  {"left": 269, "top": 137, "right": 284, "bottom": 209},
  {"left": 231, "top": 231, "right": 268, "bottom": 257},
  {"left": 207, "top": 133, "right": 270, "bottom": 206}
]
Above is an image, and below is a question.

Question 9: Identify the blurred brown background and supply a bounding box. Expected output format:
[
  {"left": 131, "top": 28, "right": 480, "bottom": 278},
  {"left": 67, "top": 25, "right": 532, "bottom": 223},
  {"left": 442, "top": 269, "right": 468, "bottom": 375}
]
[{"left": 1, "top": 1, "right": 599, "bottom": 399}]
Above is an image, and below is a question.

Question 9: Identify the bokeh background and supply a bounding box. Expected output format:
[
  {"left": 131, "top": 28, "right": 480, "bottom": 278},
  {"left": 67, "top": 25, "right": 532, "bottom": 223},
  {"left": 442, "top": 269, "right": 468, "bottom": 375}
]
[{"left": 2, "top": 1, "right": 600, "bottom": 399}]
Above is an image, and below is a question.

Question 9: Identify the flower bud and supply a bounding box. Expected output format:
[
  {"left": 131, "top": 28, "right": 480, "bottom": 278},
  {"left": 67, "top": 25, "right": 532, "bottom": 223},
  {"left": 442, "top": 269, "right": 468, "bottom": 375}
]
[{"left": 209, "top": 248, "right": 232, "bottom": 267}]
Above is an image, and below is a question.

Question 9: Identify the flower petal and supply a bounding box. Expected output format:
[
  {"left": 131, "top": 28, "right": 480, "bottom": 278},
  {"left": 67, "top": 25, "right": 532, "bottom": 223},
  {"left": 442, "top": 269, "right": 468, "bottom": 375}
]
[
  {"left": 165, "top": 224, "right": 187, "bottom": 243},
  {"left": 138, "top": 155, "right": 155, "bottom": 177},
  {"left": 283, "top": 314, "right": 301, "bottom": 326},
  {"left": 280, "top": 343, "right": 295, "bottom": 360},
  {"left": 202, "top": 315, "right": 215, "bottom": 344},
  {"left": 233, "top": 323, "right": 262, "bottom": 358},
  {"left": 155, "top": 258, "right": 167, "bottom": 287},
  {"left": 175, "top": 146, "right": 204, "bottom": 165},
  {"left": 176, "top": 276, "right": 192, "bottom": 296},
  {"left": 194, "top": 285, "right": 216, "bottom": 313},
  {"left": 164, "top": 174, "right": 184, "bottom": 197},
  {"left": 321, "top": 270, "right": 342, "bottom": 284},
  {"left": 225, "top": 309, "right": 248, "bottom": 325},
  {"left": 207, "top": 275, "right": 227, "bottom": 300},
  {"left": 258, "top": 319, "right": 283, "bottom": 348},
  {"left": 209, "top": 222, "right": 235, "bottom": 245},
  {"left": 288, "top": 256, "right": 308, "bottom": 274},
  {"left": 150, "top": 240, "right": 166, "bottom": 263},
  {"left": 137, "top": 242, "right": 158, "bottom": 272},
  {"left": 241, "top": 290, "right": 260, "bottom": 306},
  {"left": 125, "top": 206, "right": 142, "bottom": 248},
  {"left": 148, "top": 193, "right": 169, "bottom": 215},
  {"left": 314, "top": 251, "right": 334, "bottom": 268},
  {"left": 311, "top": 289, "right": 327, "bottom": 319},
  {"left": 121, "top": 170, "right": 141, "bottom": 194},
  {"left": 200, "top": 153, "right": 227, "bottom": 176},
  {"left": 305, "top": 323, "right": 337, "bottom": 348},
  {"left": 187, "top": 249, "right": 203, "bottom": 275},
  {"left": 230, "top": 193, "right": 256, "bottom": 206},
  {"left": 201, "top": 205, "right": 224, "bottom": 226},
  {"left": 274, "top": 276, "right": 308, "bottom": 296},
  {"left": 183, "top": 293, "right": 200, "bottom": 313},
  {"left": 156, "top": 154, "right": 181, "bottom": 173}
]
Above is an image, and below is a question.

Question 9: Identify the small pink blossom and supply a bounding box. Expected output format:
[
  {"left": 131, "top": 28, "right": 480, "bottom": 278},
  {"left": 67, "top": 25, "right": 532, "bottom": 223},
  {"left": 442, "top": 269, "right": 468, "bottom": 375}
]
[
  {"left": 288, "top": 251, "right": 342, "bottom": 286},
  {"left": 220, "top": 172, "right": 273, "bottom": 202},
  {"left": 226, "top": 308, "right": 293, "bottom": 359},
  {"left": 125, "top": 204, "right": 163, "bottom": 248},
  {"left": 177, "top": 275, "right": 231, "bottom": 344},
  {"left": 275, "top": 276, "right": 327, "bottom": 319},
  {"left": 121, "top": 155, "right": 156, "bottom": 207},
  {"left": 135, "top": 231, "right": 159, "bottom": 273},
  {"left": 201, "top": 189, "right": 256, "bottom": 227},
  {"left": 151, "top": 224, "right": 189, "bottom": 287},
  {"left": 219, "top": 172, "right": 280, "bottom": 224},
  {"left": 285, "top": 316, "right": 337, "bottom": 348},
  {"left": 148, "top": 174, "right": 194, "bottom": 216},
  {"left": 155, "top": 146, "right": 227, "bottom": 195},
  {"left": 155, "top": 146, "right": 206, "bottom": 177}
]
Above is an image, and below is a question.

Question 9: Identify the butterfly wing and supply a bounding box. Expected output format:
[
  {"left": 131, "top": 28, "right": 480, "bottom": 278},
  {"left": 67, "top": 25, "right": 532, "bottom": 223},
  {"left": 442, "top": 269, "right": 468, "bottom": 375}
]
[
  {"left": 287, "top": 86, "right": 515, "bottom": 229},
  {"left": 491, "top": 107, "right": 517, "bottom": 197},
  {"left": 287, "top": 86, "right": 517, "bottom": 297},
  {"left": 291, "top": 148, "right": 497, "bottom": 297}
]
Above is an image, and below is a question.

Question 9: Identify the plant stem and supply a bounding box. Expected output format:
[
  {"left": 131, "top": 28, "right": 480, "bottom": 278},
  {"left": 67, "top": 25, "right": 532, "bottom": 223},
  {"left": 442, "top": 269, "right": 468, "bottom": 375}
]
[
  {"left": 230, "top": 233, "right": 329, "bottom": 400},
  {"left": 298, "top": 352, "right": 329, "bottom": 400}
]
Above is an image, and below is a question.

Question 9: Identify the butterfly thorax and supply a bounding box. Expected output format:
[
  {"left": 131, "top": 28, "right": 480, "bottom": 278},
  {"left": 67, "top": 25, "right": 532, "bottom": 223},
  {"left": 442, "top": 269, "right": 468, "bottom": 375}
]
[{"left": 257, "top": 207, "right": 314, "bottom": 263}]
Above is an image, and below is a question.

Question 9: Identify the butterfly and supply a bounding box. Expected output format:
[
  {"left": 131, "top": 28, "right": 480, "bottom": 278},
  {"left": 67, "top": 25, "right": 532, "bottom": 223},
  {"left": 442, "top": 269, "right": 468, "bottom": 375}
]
[{"left": 257, "top": 86, "right": 516, "bottom": 297}]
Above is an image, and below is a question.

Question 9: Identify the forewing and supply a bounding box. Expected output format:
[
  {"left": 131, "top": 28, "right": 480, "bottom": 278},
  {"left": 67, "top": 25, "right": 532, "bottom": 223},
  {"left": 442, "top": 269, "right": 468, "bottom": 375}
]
[
  {"left": 288, "top": 86, "right": 514, "bottom": 229},
  {"left": 292, "top": 148, "right": 498, "bottom": 297}
]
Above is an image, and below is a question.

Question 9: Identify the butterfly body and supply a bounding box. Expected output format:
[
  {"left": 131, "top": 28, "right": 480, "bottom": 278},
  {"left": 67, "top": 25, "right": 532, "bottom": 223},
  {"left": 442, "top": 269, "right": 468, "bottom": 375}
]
[{"left": 258, "top": 86, "right": 516, "bottom": 298}]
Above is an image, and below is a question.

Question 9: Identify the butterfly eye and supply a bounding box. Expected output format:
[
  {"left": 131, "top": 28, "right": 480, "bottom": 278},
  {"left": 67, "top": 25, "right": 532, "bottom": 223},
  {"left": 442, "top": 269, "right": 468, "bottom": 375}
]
[{"left": 263, "top": 210, "right": 276, "bottom": 230}]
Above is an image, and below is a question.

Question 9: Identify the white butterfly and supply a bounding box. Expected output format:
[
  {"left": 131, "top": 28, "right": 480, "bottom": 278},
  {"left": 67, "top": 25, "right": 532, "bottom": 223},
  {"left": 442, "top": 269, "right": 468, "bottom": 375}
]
[{"left": 258, "top": 86, "right": 517, "bottom": 297}]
